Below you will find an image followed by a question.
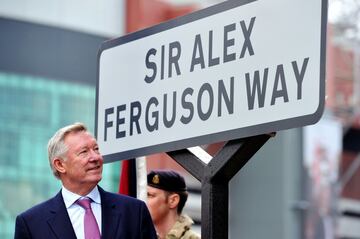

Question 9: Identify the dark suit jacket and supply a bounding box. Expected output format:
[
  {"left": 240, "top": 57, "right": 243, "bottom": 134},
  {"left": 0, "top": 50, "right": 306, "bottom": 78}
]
[{"left": 14, "top": 186, "right": 157, "bottom": 239}]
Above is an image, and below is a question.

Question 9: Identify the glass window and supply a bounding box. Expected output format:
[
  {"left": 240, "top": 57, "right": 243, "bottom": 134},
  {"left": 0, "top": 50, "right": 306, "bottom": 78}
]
[{"left": 0, "top": 72, "right": 120, "bottom": 238}]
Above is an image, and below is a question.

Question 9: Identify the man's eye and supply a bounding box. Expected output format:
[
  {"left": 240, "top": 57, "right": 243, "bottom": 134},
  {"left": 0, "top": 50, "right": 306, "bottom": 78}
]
[{"left": 79, "top": 150, "right": 88, "bottom": 155}]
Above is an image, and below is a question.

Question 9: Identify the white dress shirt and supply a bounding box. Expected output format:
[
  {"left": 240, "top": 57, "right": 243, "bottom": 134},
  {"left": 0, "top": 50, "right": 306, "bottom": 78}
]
[{"left": 62, "top": 186, "right": 102, "bottom": 239}]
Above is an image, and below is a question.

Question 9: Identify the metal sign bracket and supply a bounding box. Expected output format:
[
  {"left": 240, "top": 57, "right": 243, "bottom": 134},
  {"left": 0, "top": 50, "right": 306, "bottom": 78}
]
[{"left": 167, "top": 133, "right": 276, "bottom": 239}]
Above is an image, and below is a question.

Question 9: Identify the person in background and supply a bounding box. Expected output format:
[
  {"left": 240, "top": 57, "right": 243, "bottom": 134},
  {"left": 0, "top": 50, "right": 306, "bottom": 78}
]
[
  {"left": 14, "top": 122, "right": 157, "bottom": 239},
  {"left": 147, "top": 170, "right": 200, "bottom": 239}
]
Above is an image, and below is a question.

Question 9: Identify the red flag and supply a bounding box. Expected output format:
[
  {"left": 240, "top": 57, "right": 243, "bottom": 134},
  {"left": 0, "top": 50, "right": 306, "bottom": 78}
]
[{"left": 119, "top": 159, "right": 137, "bottom": 197}]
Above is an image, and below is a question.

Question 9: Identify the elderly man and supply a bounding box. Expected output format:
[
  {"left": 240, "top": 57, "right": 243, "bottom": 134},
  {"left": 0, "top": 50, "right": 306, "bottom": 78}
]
[{"left": 14, "top": 122, "right": 157, "bottom": 239}]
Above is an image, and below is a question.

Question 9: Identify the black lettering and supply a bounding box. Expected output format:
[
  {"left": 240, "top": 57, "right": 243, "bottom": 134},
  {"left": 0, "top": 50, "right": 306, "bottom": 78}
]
[
  {"left": 130, "top": 101, "right": 142, "bottom": 136},
  {"left": 218, "top": 77, "right": 234, "bottom": 116},
  {"left": 168, "top": 41, "right": 181, "bottom": 78},
  {"left": 190, "top": 34, "right": 205, "bottom": 72},
  {"left": 144, "top": 48, "right": 157, "bottom": 83},
  {"left": 145, "top": 97, "right": 159, "bottom": 132},
  {"left": 246, "top": 69, "right": 268, "bottom": 110},
  {"left": 161, "top": 45, "right": 165, "bottom": 80},
  {"left": 224, "top": 23, "right": 236, "bottom": 63},
  {"left": 163, "top": 92, "right": 176, "bottom": 128},
  {"left": 116, "top": 104, "right": 126, "bottom": 138},
  {"left": 104, "top": 107, "right": 114, "bottom": 141},
  {"left": 292, "top": 57, "right": 309, "bottom": 100},
  {"left": 271, "top": 64, "right": 289, "bottom": 105},
  {"left": 181, "top": 88, "right": 194, "bottom": 124},
  {"left": 208, "top": 30, "right": 220, "bottom": 67},
  {"left": 198, "top": 83, "right": 214, "bottom": 121},
  {"left": 240, "top": 17, "right": 256, "bottom": 58}
]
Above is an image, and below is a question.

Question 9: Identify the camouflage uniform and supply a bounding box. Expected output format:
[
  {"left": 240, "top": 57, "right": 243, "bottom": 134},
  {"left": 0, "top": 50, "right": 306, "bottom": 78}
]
[{"left": 161, "top": 215, "right": 200, "bottom": 239}]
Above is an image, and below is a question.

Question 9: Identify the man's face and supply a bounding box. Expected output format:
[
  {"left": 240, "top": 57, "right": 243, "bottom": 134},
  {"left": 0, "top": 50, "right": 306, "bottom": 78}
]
[
  {"left": 147, "top": 186, "right": 171, "bottom": 224},
  {"left": 61, "top": 131, "right": 103, "bottom": 189}
]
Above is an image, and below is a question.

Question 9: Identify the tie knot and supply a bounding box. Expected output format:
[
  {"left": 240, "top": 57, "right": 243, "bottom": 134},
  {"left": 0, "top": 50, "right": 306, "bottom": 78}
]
[{"left": 76, "top": 198, "right": 91, "bottom": 209}]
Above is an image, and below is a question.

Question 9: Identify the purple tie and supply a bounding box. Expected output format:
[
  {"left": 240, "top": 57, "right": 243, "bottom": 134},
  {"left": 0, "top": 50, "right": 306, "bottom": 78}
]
[{"left": 76, "top": 198, "right": 101, "bottom": 239}]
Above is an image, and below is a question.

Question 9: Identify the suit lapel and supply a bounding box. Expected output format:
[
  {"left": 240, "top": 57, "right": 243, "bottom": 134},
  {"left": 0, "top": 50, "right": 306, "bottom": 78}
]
[
  {"left": 99, "top": 187, "right": 122, "bottom": 239},
  {"left": 47, "top": 191, "right": 77, "bottom": 239}
]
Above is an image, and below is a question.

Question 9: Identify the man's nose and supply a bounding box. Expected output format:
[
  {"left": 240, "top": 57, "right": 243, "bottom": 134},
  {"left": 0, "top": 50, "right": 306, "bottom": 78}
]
[{"left": 89, "top": 150, "right": 102, "bottom": 161}]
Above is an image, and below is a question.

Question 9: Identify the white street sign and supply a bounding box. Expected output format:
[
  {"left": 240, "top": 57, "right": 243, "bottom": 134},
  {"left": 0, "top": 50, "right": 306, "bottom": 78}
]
[{"left": 96, "top": 0, "right": 327, "bottom": 162}]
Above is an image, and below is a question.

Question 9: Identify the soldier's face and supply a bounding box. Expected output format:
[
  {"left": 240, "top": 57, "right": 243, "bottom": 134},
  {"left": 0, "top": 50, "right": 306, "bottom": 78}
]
[{"left": 146, "top": 186, "right": 170, "bottom": 224}]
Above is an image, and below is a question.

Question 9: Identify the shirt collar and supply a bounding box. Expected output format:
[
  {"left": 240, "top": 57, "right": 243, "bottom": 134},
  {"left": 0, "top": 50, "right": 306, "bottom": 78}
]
[{"left": 62, "top": 185, "right": 101, "bottom": 209}]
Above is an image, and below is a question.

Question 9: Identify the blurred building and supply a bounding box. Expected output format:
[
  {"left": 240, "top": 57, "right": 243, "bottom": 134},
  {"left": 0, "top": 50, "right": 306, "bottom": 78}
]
[{"left": 327, "top": 23, "right": 360, "bottom": 238}]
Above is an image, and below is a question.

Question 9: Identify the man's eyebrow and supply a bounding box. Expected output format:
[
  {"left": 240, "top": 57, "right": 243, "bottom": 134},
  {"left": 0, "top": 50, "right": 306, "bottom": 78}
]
[{"left": 74, "top": 145, "right": 88, "bottom": 153}]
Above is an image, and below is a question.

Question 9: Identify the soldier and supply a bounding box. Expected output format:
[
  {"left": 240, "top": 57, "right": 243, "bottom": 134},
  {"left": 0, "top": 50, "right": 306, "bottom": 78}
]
[{"left": 147, "top": 170, "right": 200, "bottom": 239}]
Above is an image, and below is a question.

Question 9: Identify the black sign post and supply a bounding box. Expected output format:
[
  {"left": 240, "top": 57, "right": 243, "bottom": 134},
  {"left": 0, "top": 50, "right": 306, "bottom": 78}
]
[{"left": 167, "top": 133, "right": 275, "bottom": 238}]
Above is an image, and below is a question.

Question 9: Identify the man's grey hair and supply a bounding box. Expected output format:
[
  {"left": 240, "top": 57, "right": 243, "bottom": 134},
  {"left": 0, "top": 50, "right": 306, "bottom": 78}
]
[{"left": 47, "top": 122, "right": 87, "bottom": 179}]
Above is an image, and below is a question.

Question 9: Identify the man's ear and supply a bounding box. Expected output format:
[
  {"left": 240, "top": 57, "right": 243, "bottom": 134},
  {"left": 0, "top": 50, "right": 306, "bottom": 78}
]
[
  {"left": 53, "top": 157, "right": 66, "bottom": 174},
  {"left": 168, "top": 193, "right": 180, "bottom": 209}
]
